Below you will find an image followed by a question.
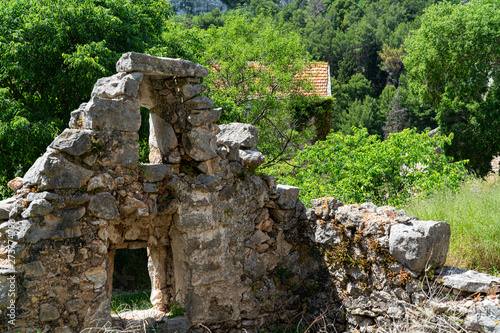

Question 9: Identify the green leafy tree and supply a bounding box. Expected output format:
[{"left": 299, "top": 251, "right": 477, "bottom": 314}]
[
  {"left": 191, "top": 8, "right": 225, "bottom": 29},
  {"left": 0, "top": 0, "right": 171, "bottom": 198},
  {"left": 201, "top": 11, "right": 315, "bottom": 162},
  {"left": 405, "top": 0, "right": 500, "bottom": 176},
  {"left": 266, "top": 128, "right": 468, "bottom": 207},
  {"left": 332, "top": 73, "right": 384, "bottom": 135},
  {"left": 250, "top": 0, "right": 280, "bottom": 17}
]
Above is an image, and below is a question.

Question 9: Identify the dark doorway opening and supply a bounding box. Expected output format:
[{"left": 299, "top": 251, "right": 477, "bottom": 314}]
[{"left": 111, "top": 247, "right": 152, "bottom": 313}]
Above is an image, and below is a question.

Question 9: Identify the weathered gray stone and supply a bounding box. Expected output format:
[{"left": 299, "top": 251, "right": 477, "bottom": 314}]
[
  {"left": 87, "top": 173, "right": 114, "bottom": 192},
  {"left": 68, "top": 193, "right": 90, "bottom": 205},
  {"left": 84, "top": 266, "right": 107, "bottom": 289},
  {"left": 149, "top": 112, "right": 177, "bottom": 159},
  {"left": 157, "top": 316, "right": 192, "bottom": 333},
  {"left": 389, "top": 220, "right": 450, "bottom": 273},
  {"left": 1, "top": 219, "right": 80, "bottom": 244},
  {"left": 275, "top": 184, "right": 300, "bottom": 210},
  {"left": 122, "top": 196, "right": 149, "bottom": 217},
  {"left": 438, "top": 266, "right": 500, "bottom": 293},
  {"left": 23, "top": 152, "right": 93, "bottom": 190},
  {"left": 49, "top": 129, "right": 92, "bottom": 156},
  {"left": 21, "top": 199, "right": 53, "bottom": 218},
  {"left": 244, "top": 253, "right": 266, "bottom": 279},
  {"left": 314, "top": 222, "right": 342, "bottom": 244},
  {"left": 116, "top": 52, "right": 209, "bottom": 77},
  {"left": 89, "top": 193, "right": 118, "bottom": 219},
  {"left": 51, "top": 207, "right": 86, "bottom": 221},
  {"left": 68, "top": 103, "right": 87, "bottom": 129},
  {"left": 0, "top": 197, "right": 15, "bottom": 220},
  {"left": 142, "top": 164, "right": 169, "bottom": 182},
  {"left": 100, "top": 133, "right": 139, "bottom": 167},
  {"left": 465, "top": 298, "right": 500, "bottom": 333},
  {"left": 91, "top": 72, "right": 143, "bottom": 99},
  {"left": 143, "top": 183, "right": 158, "bottom": 193},
  {"left": 66, "top": 299, "right": 85, "bottom": 313},
  {"left": 0, "top": 220, "right": 33, "bottom": 242},
  {"left": 239, "top": 149, "right": 265, "bottom": 168},
  {"left": 269, "top": 208, "right": 296, "bottom": 225},
  {"left": 39, "top": 303, "right": 59, "bottom": 322},
  {"left": 187, "top": 108, "right": 221, "bottom": 126},
  {"left": 8, "top": 199, "right": 25, "bottom": 219},
  {"left": 184, "top": 96, "right": 214, "bottom": 110},
  {"left": 182, "top": 127, "right": 218, "bottom": 161},
  {"left": 22, "top": 152, "right": 49, "bottom": 187},
  {"left": 24, "top": 261, "right": 45, "bottom": 277},
  {"left": 83, "top": 96, "right": 141, "bottom": 132},
  {"left": 182, "top": 84, "right": 206, "bottom": 99},
  {"left": 310, "top": 197, "right": 343, "bottom": 219},
  {"left": 217, "top": 123, "right": 259, "bottom": 149},
  {"left": 26, "top": 192, "right": 59, "bottom": 202}
]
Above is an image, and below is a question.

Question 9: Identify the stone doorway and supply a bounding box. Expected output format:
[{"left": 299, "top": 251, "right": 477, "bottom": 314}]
[
  {"left": 110, "top": 245, "right": 151, "bottom": 313},
  {"left": 108, "top": 242, "right": 176, "bottom": 329}
]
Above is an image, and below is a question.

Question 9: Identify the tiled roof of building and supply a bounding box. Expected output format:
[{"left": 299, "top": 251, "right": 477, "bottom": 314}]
[
  {"left": 297, "top": 61, "right": 331, "bottom": 97},
  {"left": 211, "top": 61, "right": 331, "bottom": 98}
]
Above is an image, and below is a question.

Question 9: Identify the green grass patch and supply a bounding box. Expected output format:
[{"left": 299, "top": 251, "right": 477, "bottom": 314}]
[
  {"left": 403, "top": 174, "right": 500, "bottom": 275},
  {"left": 111, "top": 290, "right": 152, "bottom": 314}
]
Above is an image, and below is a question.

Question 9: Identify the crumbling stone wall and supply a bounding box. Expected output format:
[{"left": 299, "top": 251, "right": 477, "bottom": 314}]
[
  {"left": 0, "top": 52, "right": 329, "bottom": 332},
  {"left": 0, "top": 53, "right": 498, "bottom": 333}
]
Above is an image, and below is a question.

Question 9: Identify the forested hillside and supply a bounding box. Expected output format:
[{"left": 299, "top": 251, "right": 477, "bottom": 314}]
[{"left": 1, "top": 0, "right": 499, "bottom": 208}]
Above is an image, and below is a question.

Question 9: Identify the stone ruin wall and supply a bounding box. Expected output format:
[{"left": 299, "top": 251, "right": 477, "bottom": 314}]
[{"left": 0, "top": 52, "right": 498, "bottom": 333}]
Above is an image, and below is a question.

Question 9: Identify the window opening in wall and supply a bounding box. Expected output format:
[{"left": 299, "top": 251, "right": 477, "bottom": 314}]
[
  {"left": 111, "top": 247, "right": 152, "bottom": 314},
  {"left": 138, "top": 107, "right": 151, "bottom": 164}
]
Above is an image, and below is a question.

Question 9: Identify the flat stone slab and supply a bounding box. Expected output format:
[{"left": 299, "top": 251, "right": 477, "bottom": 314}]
[
  {"left": 111, "top": 310, "right": 191, "bottom": 333},
  {"left": 116, "top": 52, "right": 209, "bottom": 78},
  {"left": 438, "top": 266, "right": 500, "bottom": 293}
]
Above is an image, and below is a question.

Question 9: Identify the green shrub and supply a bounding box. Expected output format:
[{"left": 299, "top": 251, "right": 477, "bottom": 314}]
[{"left": 265, "top": 128, "right": 468, "bottom": 207}]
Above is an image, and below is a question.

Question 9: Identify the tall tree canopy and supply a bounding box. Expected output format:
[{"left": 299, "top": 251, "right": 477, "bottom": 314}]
[
  {"left": 405, "top": 0, "right": 500, "bottom": 176},
  {"left": 0, "top": 0, "right": 171, "bottom": 197}
]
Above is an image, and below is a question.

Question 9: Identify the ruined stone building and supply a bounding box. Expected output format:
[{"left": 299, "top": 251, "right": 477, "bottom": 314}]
[{"left": 0, "top": 53, "right": 498, "bottom": 333}]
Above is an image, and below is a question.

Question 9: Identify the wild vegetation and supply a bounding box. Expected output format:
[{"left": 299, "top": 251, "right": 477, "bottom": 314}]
[
  {"left": 404, "top": 174, "right": 500, "bottom": 275},
  {"left": 0, "top": 0, "right": 499, "bottom": 278}
]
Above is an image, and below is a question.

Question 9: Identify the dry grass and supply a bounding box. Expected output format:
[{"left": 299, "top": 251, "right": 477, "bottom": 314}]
[{"left": 403, "top": 173, "right": 500, "bottom": 275}]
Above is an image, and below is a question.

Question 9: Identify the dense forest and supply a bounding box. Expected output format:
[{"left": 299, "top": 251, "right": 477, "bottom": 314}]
[{"left": 1, "top": 0, "right": 499, "bottom": 207}]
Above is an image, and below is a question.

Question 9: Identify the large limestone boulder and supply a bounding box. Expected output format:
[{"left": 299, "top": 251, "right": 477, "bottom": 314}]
[
  {"left": 23, "top": 152, "right": 93, "bottom": 190},
  {"left": 389, "top": 220, "right": 450, "bottom": 273},
  {"left": 49, "top": 129, "right": 93, "bottom": 156},
  {"left": 182, "top": 127, "right": 218, "bottom": 161},
  {"left": 83, "top": 96, "right": 141, "bottom": 132},
  {"left": 91, "top": 72, "right": 143, "bottom": 99},
  {"left": 217, "top": 122, "right": 259, "bottom": 149}
]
